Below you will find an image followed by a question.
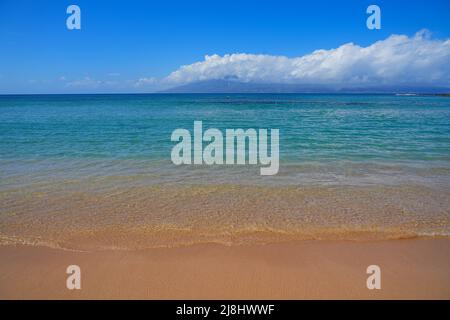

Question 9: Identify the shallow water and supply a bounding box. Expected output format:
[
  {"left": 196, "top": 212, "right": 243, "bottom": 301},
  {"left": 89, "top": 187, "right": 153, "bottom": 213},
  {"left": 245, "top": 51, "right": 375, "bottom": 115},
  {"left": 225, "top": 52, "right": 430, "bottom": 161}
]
[{"left": 1, "top": 94, "right": 449, "bottom": 249}]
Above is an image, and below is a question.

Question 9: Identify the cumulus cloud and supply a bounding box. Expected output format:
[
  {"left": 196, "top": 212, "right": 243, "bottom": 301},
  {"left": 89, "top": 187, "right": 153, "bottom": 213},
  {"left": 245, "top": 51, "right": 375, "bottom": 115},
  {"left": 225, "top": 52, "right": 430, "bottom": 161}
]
[{"left": 165, "top": 30, "right": 450, "bottom": 87}]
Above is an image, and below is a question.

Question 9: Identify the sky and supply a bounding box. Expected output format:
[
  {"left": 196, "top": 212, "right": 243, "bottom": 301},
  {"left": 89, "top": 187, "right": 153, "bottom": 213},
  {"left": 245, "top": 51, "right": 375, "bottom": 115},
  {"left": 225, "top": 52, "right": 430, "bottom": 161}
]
[{"left": 0, "top": 0, "right": 450, "bottom": 93}]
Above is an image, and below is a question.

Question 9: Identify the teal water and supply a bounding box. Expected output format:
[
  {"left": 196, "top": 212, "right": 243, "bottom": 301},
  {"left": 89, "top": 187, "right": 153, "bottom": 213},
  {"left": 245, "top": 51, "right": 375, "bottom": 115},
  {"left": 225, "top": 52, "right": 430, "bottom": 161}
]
[
  {"left": 1, "top": 94, "right": 450, "bottom": 248},
  {"left": 1, "top": 94, "right": 449, "bottom": 187}
]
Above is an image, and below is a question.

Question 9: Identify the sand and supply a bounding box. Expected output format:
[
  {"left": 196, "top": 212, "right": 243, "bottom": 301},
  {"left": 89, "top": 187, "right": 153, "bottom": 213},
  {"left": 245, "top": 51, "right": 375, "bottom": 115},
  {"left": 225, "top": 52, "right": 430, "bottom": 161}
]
[{"left": 0, "top": 238, "right": 449, "bottom": 299}]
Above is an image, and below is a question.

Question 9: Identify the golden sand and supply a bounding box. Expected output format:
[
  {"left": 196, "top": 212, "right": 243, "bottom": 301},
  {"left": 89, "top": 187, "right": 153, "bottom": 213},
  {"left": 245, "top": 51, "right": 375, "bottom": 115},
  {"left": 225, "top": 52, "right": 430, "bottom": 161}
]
[{"left": 0, "top": 239, "right": 449, "bottom": 299}]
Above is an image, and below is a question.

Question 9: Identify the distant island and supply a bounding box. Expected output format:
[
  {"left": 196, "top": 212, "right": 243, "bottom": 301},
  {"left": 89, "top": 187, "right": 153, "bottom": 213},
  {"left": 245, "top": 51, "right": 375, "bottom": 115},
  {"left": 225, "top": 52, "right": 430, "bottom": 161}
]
[{"left": 159, "top": 79, "right": 450, "bottom": 95}]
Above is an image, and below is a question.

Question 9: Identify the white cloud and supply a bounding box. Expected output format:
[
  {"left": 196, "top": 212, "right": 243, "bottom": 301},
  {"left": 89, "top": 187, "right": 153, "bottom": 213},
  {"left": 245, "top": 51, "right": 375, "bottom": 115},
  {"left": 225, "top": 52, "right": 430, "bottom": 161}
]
[
  {"left": 133, "top": 77, "right": 157, "bottom": 87},
  {"left": 66, "top": 77, "right": 102, "bottom": 88},
  {"left": 165, "top": 30, "right": 450, "bottom": 87},
  {"left": 65, "top": 77, "right": 118, "bottom": 88}
]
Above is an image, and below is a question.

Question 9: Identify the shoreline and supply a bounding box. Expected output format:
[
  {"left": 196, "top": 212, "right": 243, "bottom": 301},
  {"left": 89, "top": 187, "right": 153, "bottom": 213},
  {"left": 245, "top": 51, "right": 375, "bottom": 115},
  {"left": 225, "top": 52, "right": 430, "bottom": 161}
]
[
  {"left": 2, "top": 183, "right": 449, "bottom": 251},
  {"left": 1, "top": 238, "right": 449, "bottom": 299}
]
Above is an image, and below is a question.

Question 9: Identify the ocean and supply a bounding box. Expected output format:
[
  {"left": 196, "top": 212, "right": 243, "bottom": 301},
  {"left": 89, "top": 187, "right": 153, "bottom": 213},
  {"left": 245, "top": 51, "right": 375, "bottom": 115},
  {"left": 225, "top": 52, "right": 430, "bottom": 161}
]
[{"left": 1, "top": 94, "right": 449, "bottom": 249}]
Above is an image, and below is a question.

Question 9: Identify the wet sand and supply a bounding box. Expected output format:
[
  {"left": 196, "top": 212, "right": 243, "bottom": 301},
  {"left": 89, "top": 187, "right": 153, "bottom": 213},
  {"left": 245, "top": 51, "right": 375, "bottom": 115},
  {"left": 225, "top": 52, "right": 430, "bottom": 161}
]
[
  {"left": 1, "top": 239, "right": 449, "bottom": 299},
  {"left": 2, "top": 184, "right": 450, "bottom": 250}
]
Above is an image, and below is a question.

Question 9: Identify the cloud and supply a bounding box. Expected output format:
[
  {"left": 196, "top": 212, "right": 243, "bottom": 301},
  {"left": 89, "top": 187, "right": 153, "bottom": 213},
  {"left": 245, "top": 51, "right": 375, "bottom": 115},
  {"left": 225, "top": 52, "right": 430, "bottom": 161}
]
[
  {"left": 62, "top": 76, "right": 161, "bottom": 92},
  {"left": 133, "top": 77, "right": 157, "bottom": 87},
  {"left": 65, "top": 77, "right": 118, "bottom": 88},
  {"left": 165, "top": 30, "right": 450, "bottom": 87},
  {"left": 66, "top": 77, "right": 102, "bottom": 88}
]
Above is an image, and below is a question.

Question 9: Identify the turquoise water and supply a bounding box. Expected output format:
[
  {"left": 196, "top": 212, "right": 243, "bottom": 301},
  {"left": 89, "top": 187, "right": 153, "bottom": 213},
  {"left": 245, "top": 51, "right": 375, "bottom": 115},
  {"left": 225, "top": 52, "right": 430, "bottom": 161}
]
[
  {"left": 1, "top": 94, "right": 449, "bottom": 187},
  {"left": 1, "top": 94, "right": 450, "bottom": 247}
]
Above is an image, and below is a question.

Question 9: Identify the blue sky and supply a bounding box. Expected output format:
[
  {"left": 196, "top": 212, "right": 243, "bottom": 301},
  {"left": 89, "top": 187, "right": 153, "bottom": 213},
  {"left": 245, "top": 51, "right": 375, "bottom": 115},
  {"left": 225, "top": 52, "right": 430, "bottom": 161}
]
[{"left": 1, "top": 0, "right": 450, "bottom": 93}]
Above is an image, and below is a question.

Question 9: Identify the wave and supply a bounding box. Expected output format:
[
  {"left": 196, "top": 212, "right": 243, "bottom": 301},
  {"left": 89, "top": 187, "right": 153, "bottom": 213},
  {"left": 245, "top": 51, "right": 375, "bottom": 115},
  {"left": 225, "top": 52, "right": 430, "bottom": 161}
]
[{"left": 1, "top": 223, "right": 448, "bottom": 252}]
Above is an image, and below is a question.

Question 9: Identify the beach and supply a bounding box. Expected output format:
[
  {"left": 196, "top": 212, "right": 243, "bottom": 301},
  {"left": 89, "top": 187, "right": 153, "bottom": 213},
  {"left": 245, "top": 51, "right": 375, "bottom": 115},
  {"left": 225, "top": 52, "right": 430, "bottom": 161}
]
[
  {"left": 1, "top": 239, "right": 449, "bottom": 299},
  {"left": 2, "top": 0, "right": 450, "bottom": 303},
  {"left": 1, "top": 94, "right": 449, "bottom": 299}
]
